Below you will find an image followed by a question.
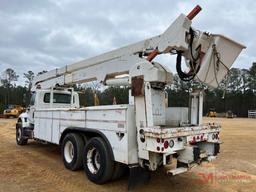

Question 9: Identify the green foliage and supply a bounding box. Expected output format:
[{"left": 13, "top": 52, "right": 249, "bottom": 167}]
[
  {"left": 166, "top": 64, "right": 256, "bottom": 117},
  {"left": 0, "top": 68, "right": 19, "bottom": 105},
  {"left": 23, "top": 71, "right": 35, "bottom": 90},
  {"left": 0, "top": 86, "right": 27, "bottom": 113},
  {"left": 79, "top": 87, "right": 95, "bottom": 107},
  {"left": 99, "top": 86, "right": 129, "bottom": 105},
  {"left": 248, "top": 62, "right": 256, "bottom": 92},
  {"left": 1, "top": 68, "right": 19, "bottom": 88}
]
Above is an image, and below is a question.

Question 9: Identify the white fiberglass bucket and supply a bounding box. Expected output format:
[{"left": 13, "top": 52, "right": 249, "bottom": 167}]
[{"left": 197, "top": 35, "right": 246, "bottom": 88}]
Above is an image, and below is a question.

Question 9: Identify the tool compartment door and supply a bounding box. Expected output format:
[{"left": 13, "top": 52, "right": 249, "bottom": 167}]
[
  {"left": 34, "top": 110, "right": 53, "bottom": 142},
  {"left": 51, "top": 111, "right": 60, "bottom": 144}
]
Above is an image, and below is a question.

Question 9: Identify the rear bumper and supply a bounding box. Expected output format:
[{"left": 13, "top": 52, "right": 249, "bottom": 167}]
[
  {"left": 142, "top": 124, "right": 221, "bottom": 171},
  {"left": 143, "top": 123, "right": 221, "bottom": 154},
  {"left": 143, "top": 123, "right": 220, "bottom": 139},
  {"left": 139, "top": 124, "right": 221, "bottom": 173}
]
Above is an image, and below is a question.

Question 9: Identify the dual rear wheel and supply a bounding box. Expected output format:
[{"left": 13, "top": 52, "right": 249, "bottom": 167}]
[
  {"left": 61, "top": 134, "right": 125, "bottom": 184},
  {"left": 61, "top": 133, "right": 84, "bottom": 171}
]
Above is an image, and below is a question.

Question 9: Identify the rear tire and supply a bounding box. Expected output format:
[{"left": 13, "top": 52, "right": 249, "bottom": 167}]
[
  {"left": 16, "top": 125, "right": 28, "bottom": 145},
  {"left": 61, "top": 133, "right": 84, "bottom": 171},
  {"left": 83, "top": 137, "right": 114, "bottom": 184}
]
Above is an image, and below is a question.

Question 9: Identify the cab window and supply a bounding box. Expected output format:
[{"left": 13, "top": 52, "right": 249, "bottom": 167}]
[
  {"left": 43, "top": 93, "right": 71, "bottom": 104},
  {"left": 43, "top": 93, "right": 50, "bottom": 103},
  {"left": 53, "top": 93, "right": 71, "bottom": 104}
]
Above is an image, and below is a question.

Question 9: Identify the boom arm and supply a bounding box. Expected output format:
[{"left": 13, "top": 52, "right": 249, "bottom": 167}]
[{"left": 32, "top": 5, "right": 245, "bottom": 91}]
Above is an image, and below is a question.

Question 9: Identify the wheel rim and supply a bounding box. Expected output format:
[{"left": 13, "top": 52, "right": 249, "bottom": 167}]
[
  {"left": 64, "top": 141, "right": 74, "bottom": 163},
  {"left": 87, "top": 147, "right": 101, "bottom": 174},
  {"left": 17, "top": 127, "right": 21, "bottom": 142}
]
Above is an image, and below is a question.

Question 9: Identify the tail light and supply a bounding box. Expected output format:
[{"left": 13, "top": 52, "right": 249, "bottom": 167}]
[{"left": 164, "top": 141, "right": 169, "bottom": 149}]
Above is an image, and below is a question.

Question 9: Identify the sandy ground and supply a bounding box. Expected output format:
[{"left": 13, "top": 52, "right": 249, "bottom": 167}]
[{"left": 0, "top": 117, "right": 256, "bottom": 192}]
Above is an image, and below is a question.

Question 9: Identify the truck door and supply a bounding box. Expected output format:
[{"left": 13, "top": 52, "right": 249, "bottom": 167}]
[{"left": 28, "top": 92, "right": 36, "bottom": 124}]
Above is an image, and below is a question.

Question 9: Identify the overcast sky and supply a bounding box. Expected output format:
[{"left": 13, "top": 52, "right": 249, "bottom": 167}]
[{"left": 0, "top": 0, "right": 255, "bottom": 85}]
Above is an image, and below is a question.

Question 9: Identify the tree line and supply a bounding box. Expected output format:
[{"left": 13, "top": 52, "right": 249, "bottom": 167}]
[{"left": 0, "top": 62, "right": 255, "bottom": 117}]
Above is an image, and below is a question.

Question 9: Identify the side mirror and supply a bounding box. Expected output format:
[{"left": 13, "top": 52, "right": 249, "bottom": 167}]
[{"left": 26, "top": 106, "right": 30, "bottom": 112}]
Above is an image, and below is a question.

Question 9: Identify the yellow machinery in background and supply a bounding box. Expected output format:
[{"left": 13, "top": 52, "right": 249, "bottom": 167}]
[
  {"left": 207, "top": 108, "right": 217, "bottom": 117},
  {"left": 3, "top": 105, "right": 24, "bottom": 118},
  {"left": 226, "top": 110, "right": 234, "bottom": 118}
]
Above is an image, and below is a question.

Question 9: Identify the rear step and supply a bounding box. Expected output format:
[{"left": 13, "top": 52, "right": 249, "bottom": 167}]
[{"left": 167, "top": 167, "right": 188, "bottom": 176}]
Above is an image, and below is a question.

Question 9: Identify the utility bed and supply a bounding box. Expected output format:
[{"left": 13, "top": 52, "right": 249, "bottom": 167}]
[
  {"left": 33, "top": 105, "right": 138, "bottom": 164},
  {"left": 34, "top": 105, "right": 131, "bottom": 144},
  {"left": 32, "top": 104, "right": 220, "bottom": 167}
]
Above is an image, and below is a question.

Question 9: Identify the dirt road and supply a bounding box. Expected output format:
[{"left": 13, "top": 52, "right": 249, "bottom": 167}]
[{"left": 0, "top": 118, "right": 256, "bottom": 192}]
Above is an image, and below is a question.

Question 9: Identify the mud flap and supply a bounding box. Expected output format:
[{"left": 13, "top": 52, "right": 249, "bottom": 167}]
[
  {"left": 214, "top": 143, "right": 220, "bottom": 155},
  {"left": 193, "top": 146, "right": 200, "bottom": 162},
  {"left": 128, "top": 166, "right": 151, "bottom": 190}
]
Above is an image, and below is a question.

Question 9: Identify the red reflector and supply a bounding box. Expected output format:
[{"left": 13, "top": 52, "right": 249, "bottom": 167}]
[
  {"left": 190, "top": 136, "right": 196, "bottom": 144},
  {"left": 164, "top": 141, "right": 169, "bottom": 149}
]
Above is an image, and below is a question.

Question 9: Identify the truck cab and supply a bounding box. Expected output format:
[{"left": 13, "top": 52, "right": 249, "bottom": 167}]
[{"left": 28, "top": 88, "right": 79, "bottom": 124}]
